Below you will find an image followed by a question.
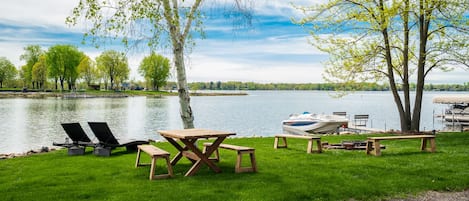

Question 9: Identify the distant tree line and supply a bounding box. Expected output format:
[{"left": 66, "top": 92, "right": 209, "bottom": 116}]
[
  {"left": 0, "top": 45, "right": 170, "bottom": 91},
  {"left": 185, "top": 81, "right": 469, "bottom": 91}
]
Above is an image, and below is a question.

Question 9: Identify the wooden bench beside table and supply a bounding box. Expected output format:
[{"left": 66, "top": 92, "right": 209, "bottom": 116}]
[
  {"left": 274, "top": 134, "right": 322, "bottom": 154},
  {"left": 135, "top": 145, "right": 173, "bottom": 180},
  {"left": 366, "top": 135, "right": 436, "bottom": 156},
  {"left": 203, "top": 143, "right": 257, "bottom": 173}
]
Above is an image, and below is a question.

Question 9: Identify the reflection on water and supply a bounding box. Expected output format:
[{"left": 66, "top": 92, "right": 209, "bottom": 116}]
[
  {"left": 0, "top": 97, "right": 178, "bottom": 154},
  {"left": 0, "top": 91, "right": 452, "bottom": 154}
]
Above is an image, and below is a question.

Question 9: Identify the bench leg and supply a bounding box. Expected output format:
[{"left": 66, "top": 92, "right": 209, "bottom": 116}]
[
  {"left": 235, "top": 152, "right": 242, "bottom": 173},
  {"left": 135, "top": 148, "right": 142, "bottom": 168},
  {"left": 307, "top": 139, "right": 322, "bottom": 154},
  {"left": 316, "top": 139, "right": 322, "bottom": 153},
  {"left": 165, "top": 156, "right": 174, "bottom": 177},
  {"left": 366, "top": 140, "right": 373, "bottom": 155},
  {"left": 366, "top": 140, "right": 380, "bottom": 156},
  {"left": 235, "top": 150, "right": 257, "bottom": 173},
  {"left": 149, "top": 156, "right": 173, "bottom": 180},
  {"left": 149, "top": 157, "right": 157, "bottom": 180},
  {"left": 430, "top": 138, "right": 436, "bottom": 152},
  {"left": 250, "top": 152, "right": 257, "bottom": 172},
  {"left": 420, "top": 138, "right": 427, "bottom": 151},
  {"left": 203, "top": 144, "right": 220, "bottom": 162},
  {"left": 307, "top": 139, "right": 312, "bottom": 154},
  {"left": 421, "top": 138, "right": 436, "bottom": 153},
  {"left": 373, "top": 140, "right": 381, "bottom": 156},
  {"left": 274, "top": 137, "right": 287, "bottom": 149}
]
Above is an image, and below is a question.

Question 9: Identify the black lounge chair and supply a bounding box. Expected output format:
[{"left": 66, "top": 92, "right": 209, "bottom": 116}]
[
  {"left": 88, "top": 122, "right": 149, "bottom": 156},
  {"left": 53, "top": 123, "right": 97, "bottom": 155}
]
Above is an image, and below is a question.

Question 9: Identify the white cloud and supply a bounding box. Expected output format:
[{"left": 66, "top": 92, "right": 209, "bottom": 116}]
[
  {"left": 0, "top": 0, "right": 466, "bottom": 84},
  {"left": 0, "top": 0, "right": 79, "bottom": 29},
  {"left": 185, "top": 33, "right": 327, "bottom": 83},
  {"left": 187, "top": 54, "right": 324, "bottom": 83}
]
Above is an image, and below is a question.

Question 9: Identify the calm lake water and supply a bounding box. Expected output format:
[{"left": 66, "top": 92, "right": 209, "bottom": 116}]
[{"left": 0, "top": 90, "right": 460, "bottom": 154}]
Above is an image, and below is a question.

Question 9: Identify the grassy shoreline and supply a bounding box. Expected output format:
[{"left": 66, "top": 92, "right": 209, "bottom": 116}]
[{"left": 1, "top": 132, "right": 468, "bottom": 200}]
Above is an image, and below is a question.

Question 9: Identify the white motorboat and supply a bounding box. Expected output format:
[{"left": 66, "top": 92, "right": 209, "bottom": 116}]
[{"left": 282, "top": 112, "right": 349, "bottom": 134}]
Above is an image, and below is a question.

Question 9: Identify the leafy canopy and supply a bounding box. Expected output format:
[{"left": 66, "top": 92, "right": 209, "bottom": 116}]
[{"left": 138, "top": 52, "right": 170, "bottom": 91}]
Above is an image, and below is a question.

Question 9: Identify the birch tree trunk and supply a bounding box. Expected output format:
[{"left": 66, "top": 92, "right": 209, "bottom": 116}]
[{"left": 162, "top": 0, "right": 201, "bottom": 129}]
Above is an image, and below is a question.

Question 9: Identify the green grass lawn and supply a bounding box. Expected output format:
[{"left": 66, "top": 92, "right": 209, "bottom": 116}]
[{"left": 1, "top": 132, "right": 468, "bottom": 201}]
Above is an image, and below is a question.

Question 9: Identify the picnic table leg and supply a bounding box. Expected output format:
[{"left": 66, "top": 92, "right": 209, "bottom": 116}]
[
  {"left": 163, "top": 137, "right": 186, "bottom": 166},
  {"left": 182, "top": 136, "right": 226, "bottom": 176},
  {"left": 203, "top": 144, "right": 220, "bottom": 162}
]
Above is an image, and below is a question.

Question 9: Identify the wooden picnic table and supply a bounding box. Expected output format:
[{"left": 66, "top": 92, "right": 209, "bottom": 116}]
[{"left": 157, "top": 128, "right": 236, "bottom": 176}]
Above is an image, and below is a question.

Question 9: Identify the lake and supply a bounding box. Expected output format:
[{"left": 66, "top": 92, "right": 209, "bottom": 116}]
[{"left": 0, "top": 90, "right": 458, "bottom": 154}]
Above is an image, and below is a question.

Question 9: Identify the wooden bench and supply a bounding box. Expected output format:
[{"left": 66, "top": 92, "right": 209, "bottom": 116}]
[
  {"left": 203, "top": 143, "right": 257, "bottom": 173},
  {"left": 135, "top": 145, "right": 173, "bottom": 180},
  {"left": 366, "top": 135, "right": 436, "bottom": 156},
  {"left": 274, "top": 134, "right": 322, "bottom": 154}
]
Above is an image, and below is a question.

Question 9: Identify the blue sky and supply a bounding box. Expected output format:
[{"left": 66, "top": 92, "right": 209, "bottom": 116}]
[{"left": 0, "top": 0, "right": 467, "bottom": 84}]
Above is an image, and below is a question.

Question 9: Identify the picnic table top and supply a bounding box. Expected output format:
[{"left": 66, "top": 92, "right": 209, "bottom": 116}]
[{"left": 158, "top": 128, "right": 236, "bottom": 139}]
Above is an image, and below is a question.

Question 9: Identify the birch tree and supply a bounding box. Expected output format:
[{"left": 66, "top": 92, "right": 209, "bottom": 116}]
[
  {"left": 67, "top": 0, "right": 205, "bottom": 128},
  {"left": 295, "top": 0, "right": 469, "bottom": 132},
  {"left": 67, "top": 0, "right": 249, "bottom": 128}
]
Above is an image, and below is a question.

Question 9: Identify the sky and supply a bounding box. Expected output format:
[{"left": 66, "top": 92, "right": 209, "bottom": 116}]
[{"left": 0, "top": 0, "right": 467, "bottom": 84}]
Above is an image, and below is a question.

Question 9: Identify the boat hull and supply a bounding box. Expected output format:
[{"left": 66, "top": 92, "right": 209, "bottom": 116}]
[{"left": 282, "top": 114, "right": 348, "bottom": 134}]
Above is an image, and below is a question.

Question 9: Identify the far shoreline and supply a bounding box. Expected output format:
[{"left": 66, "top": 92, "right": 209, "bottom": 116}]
[{"left": 0, "top": 90, "right": 248, "bottom": 98}]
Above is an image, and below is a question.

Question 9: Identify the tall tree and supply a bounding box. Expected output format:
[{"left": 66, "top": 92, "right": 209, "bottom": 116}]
[
  {"left": 67, "top": 0, "right": 207, "bottom": 128},
  {"left": 46, "top": 45, "right": 83, "bottom": 91},
  {"left": 20, "top": 45, "right": 43, "bottom": 89},
  {"left": 32, "top": 55, "right": 48, "bottom": 89},
  {"left": 0, "top": 57, "right": 17, "bottom": 88},
  {"left": 77, "top": 55, "right": 97, "bottom": 86},
  {"left": 67, "top": 0, "right": 250, "bottom": 128},
  {"left": 96, "top": 50, "right": 129, "bottom": 90},
  {"left": 139, "top": 53, "right": 171, "bottom": 91},
  {"left": 295, "top": 0, "right": 469, "bottom": 132}
]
